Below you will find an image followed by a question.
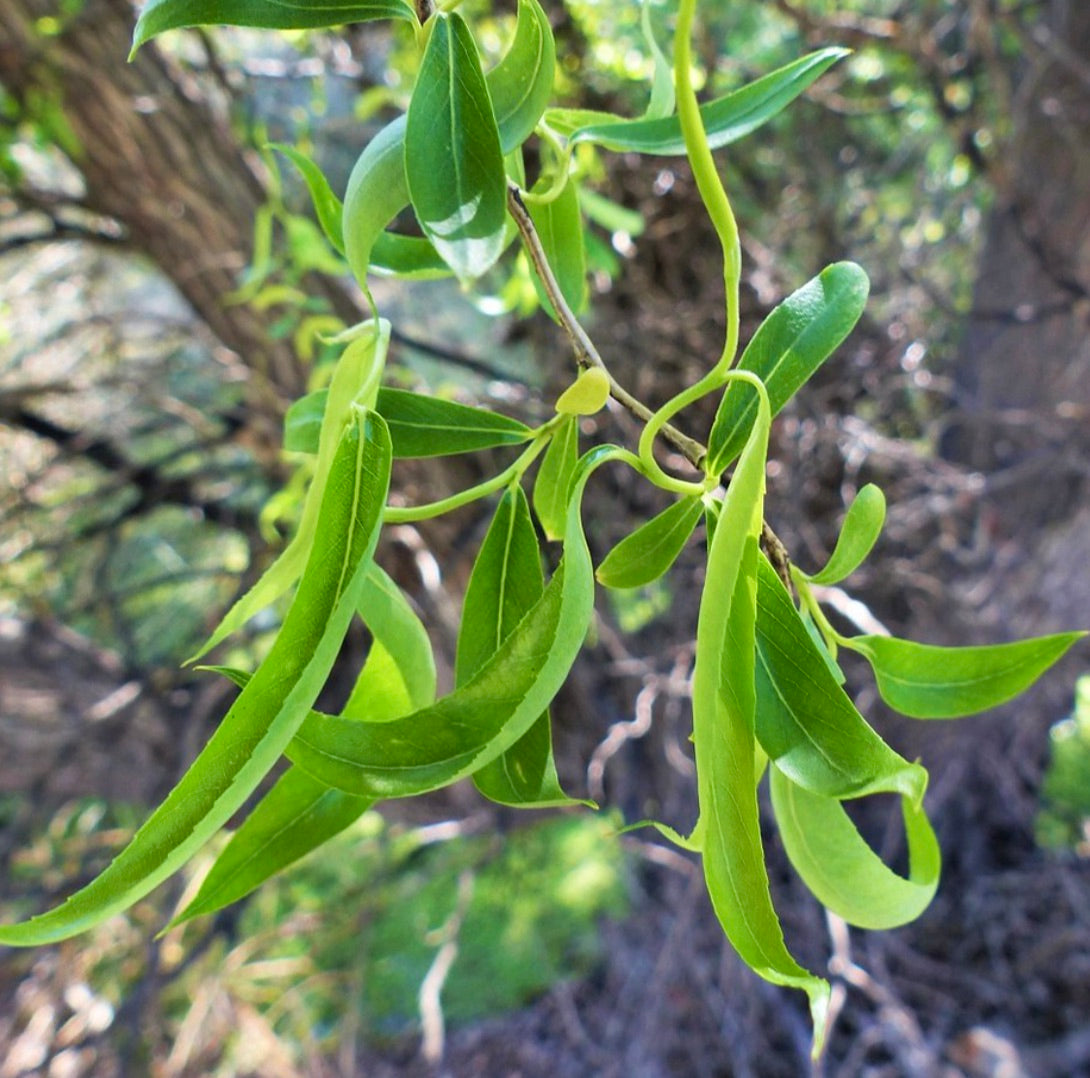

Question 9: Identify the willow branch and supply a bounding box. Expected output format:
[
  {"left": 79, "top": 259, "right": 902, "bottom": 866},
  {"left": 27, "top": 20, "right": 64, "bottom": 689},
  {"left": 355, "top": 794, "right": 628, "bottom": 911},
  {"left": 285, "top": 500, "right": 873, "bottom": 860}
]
[{"left": 507, "top": 182, "right": 793, "bottom": 590}]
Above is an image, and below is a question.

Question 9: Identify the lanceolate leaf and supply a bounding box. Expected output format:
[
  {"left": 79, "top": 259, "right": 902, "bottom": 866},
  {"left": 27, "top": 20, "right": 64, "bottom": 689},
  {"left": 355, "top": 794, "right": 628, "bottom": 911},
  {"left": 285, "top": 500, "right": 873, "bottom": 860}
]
[
  {"left": 377, "top": 387, "right": 533, "bottom": 457},
  {"left": 533, "top": 416, "right": 579, "bottom": 542},
  {"left": 691, "top": 384, "right": 830, "bottom": 1042},
  {"left": 191, "top": 320, "right": 390, "bottom": 662},
  {"left": 286, "top": 446, "right": 623, "bottom": 799},
  {"left": 133, "top": 0, "right": 414, "bottom": 51},
  {"left": 489, "top": 0, "right": 556, "bottom": 155},
  {"left": 707, "top": 262, "right": 869, "bottom": 474},
  {"left": 528, "top": 175, "right": 588, "bottom": 319},
  {"left": 342, "top": 116, "right": 450, "bottom": 286},
  {"left": 284, "top": 388, "right": 327, "bottom": 454},
  {"left": 640, "top": 0, "right": 674, "bottom": 121},
  {"left": 556, "top": 48, "right": 848, "bottom": 155},
  {"left": 808, "top": 483, "right": 886, "bottom": 585},
  {"left": 0, "top": 409, "right": 392, "bottom": 945},
  {"left": 596, "top": 495, "right": 703, "bottom": 590},
  {"left": 770, "top": 768, "right": 940, "bottom": 930},
  {"left": 405, "top": 13, "right": 507, "bottom": 280},
  {"left": 847, "top": 632, "right": 1087, "bottom": 719},
  {"left": 345, "top": 565, "right": 436, "bottom": 716},
  {"left": 271, "top": 144, "right": 346, "bottom": 256},
  {"left": 755, "top": 555, "right": 926, "bottom": 802},
  {"left": 171, "top": 566, "right": 431, "bottom": 926},
  {"left": 459, "top": 486, "right": 581, "bottom": 808}
]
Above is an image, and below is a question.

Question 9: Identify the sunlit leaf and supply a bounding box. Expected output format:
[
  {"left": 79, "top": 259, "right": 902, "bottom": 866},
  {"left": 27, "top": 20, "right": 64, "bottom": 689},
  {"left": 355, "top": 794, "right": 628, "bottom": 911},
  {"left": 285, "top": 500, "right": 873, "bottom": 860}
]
[
  {"left": 0, "top": 409, "right": 392, "bottom": 944},
  {"left": 170, "top": 566, "right": 432, "bottom": 925},
  {"left": 405, "top": 13, "right": 507, "bottom": 280},
  {"left": 707, "top": 262, "right": 869, "bottom": 474},
  {"left": 271, "top": 143, "right": 346, "bottom": 256},
  {"left": 808, "top": 484, "right": 886, "bottom": 585},
  {"left": 691, "top": 384, "right": 829, "bottom": 1043},
  {"left": 489, "top": 0, "right": 556, "bottom": 154},
  {"left": 286, "top": 447, "right": 625, "bottom": 798},
  {"left": 191, "top": 320, "right": 390, "bottom": 662},
  {"left": 549, "top": 48, "right": 848, "bottom": 155},
  {"left": 847, "top": 632, "right": 1087, "bottom": 719},
  {"left": 533, "top": 415, "right": 579, "bottom": 541}
]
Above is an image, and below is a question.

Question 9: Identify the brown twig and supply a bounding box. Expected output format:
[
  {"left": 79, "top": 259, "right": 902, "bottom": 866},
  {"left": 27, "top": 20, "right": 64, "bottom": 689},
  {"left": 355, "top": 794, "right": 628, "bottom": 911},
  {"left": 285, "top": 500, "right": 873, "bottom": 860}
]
[{"left": 507, "top": 182, "right": 794, "bottom": 589}]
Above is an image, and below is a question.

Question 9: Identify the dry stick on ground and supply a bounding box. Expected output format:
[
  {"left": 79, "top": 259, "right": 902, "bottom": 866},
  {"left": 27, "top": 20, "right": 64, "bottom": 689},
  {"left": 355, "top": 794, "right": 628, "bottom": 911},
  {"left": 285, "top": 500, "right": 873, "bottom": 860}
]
[{"left": 507, "top": 182, "right": 794, "bottom": 589}]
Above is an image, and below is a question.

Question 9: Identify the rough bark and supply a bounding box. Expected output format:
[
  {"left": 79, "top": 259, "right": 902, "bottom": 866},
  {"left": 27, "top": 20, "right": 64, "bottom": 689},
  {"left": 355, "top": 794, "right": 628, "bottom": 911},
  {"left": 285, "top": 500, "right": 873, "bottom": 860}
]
[
  {"left": 0, "top": 0, "right": 360, "bottom": 411},
  {"left": 945, "top": 3, "right": 1090, "bottom": 540}
]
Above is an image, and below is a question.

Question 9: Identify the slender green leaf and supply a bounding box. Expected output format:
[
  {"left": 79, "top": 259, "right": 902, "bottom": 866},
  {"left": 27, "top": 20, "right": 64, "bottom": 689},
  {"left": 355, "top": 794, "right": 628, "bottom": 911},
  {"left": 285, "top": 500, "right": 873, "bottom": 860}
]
[
  {"left": 405, "top": 13, "right": 507, "bottom": 280},
  {"left": 170, "top": 566, "right": 430, "bottom": 926},
  {"left": 691, "top": 386, "right": 829, "bottom": 1043},
  {"left": 597, "top": 495, "right": 702, "bottom": 590},
  {"left": 271, "top": 143, "right": 346, "bottom": 256},
  {"left": 554, "top": 48, "right": 847, "bottom": 155},
  {"left": 190, "top": 321, "right": 390, "bottom": 661},
  {"left": 284, "top": 388, "right": 327, "bottom": 454},
  {"left": 770, "top": 768, "right": 940, "bottom": 930},
  {"left": 707, "top": 262, "right": 869, "bottom": 474},
  {"left": 340, "top": 6, "right": 545, "bottom": 285},
  {"left": 640, "top": 0, "right": 674, "bottom": 121},
  {"left": 808, "top": 484, "right": 886, "bottom": 584},
  {"left": 489, "top": 0, "right": 556, "bottom": 154},
  {"left": 342, "top": 116, "right": 450, "bottom": 285},
  {"left": 578, "top": 187, "right": 645, "bottom": 237},
  {"left": 847, "top": 632, "right": 1087, "bottom": 719},
  {"left": 533, "top": 416, "right": 578, "bottom": 541},
  {"left": 133, "top": 0, "right": 414, "bottom": 51},
  {"left": 459, "top": 486, "right": 582, "bottom": 807},
  {"left": 286, "top": 446, "right": 623, "bottom": 798},
  {"left": 0, "top": 410, "right": 392, "bottom": 945},
  {"left": 528, "top": 175, "right": 588, "bottom": 319},
  {"left": 346, "top": 565, "right": 436, "bottom": 715},
  {"left": 755, "top": 556, "right": 926, "bottom": 802},
  {"left": 377, "top": 387, "right": 533, "bottom": 458}
]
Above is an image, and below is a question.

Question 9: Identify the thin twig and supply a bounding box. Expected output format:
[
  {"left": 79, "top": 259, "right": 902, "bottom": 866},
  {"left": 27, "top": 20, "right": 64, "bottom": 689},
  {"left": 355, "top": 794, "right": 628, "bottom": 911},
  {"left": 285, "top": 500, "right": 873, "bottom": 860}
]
[{"left": 508, "top": 181, "right": 795, "bottom": 589}]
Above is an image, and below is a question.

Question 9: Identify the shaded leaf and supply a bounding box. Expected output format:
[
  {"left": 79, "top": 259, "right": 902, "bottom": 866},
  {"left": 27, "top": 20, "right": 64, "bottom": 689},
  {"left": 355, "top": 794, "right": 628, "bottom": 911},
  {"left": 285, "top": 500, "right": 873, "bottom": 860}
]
[
  {"left": 770, "top": 768, "right": 940, "bottom": 930},
  {"left": 597, "top": 496, "right": 703, "bottom": 590},
  {"left": 755, "top": 555, "right": 926, "bottom": 802},
  {"left": 133, "top": 0, "right": 415, "bottom": 51},
  {"left": 378, "top": 387, "right": 533, "bottom": 458},
  {"left": 459, "top": 486, "right": 581, "bottom": 808},
  {"left": 528, "top": 175, "right": 588, "bottom": 320},
  {"left": 489, "top": 0, "right": 556, "bottom": 154}
]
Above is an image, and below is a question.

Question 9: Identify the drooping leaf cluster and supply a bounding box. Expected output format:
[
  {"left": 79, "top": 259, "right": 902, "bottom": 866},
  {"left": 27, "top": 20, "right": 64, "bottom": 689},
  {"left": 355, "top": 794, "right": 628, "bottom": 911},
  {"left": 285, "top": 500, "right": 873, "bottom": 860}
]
[{"left": 3, "top": 0, "right": 1083, "bottom": 1058}]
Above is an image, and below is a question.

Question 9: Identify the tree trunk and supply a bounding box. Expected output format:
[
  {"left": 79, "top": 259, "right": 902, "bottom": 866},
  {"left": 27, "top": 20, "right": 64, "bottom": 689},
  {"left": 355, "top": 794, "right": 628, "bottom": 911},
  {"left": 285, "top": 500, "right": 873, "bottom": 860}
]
[
  {"left": 945, "top": 3, "right": 1090, "bottom": 544},
  {"left": 0, "top": 0, "right": 359, "bottom": 411}
]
